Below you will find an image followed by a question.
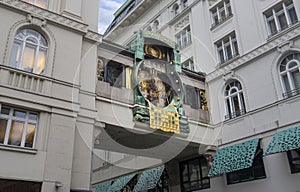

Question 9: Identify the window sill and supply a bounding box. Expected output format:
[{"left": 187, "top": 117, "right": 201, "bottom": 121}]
[
  {"left": 266, "top": 22, "right": 300, "bottom": 42},
  {"left": 0, "top": 144, "right": 37, "bottom": 154},
  {"left": 217, "top": 55, "right": 240, "bottom": 68},
  {"left": 210, "top": 14, "right": 234, "bottom": 31}
]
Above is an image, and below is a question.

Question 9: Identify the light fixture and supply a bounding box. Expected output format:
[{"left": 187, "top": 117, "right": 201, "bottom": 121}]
[{"left": 55, "top": 181, "right": 63, "bottom": 189}]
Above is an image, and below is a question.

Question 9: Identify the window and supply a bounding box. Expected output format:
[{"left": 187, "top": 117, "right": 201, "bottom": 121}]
[
  {"left": 184, "top": 85, "right": 201, "bottom": 109},
  {"left": 287, "top": 148, "right": 300, "bottom": 174},
  {"left": 215, "top": 32, "right": 238, "bottom": 64},
  {"left": 0, "top": 179, "right": 42, "bottom": 192},
  {"left": 279, "top": 53, "right": 300, "bottom": 98},
  {"left": 10, "top": 29, "right": 48, "bottom": 74},
  {"left": 210, "top": 0, "right": 232, "bottom": 27},
  {"left": 97, "top": 58, "right": 131, "bottom": 88},
  {"left": 224, "top": 80, "right": 246, "bottom": 119},
  {"left": 176, "top": 26, "right": 192, "bottom": 49},
  {"left": 173, "top": 4, "right": 180, "bottom": 17},
  {"left": 180, "top": 156, "right": 210, "bottom": 192},
  {"left": 264, "top": 0, "right": 298, "bottom": 37},
  {"left": 22, "top": 0, "right": 48, "bottom": 8},
  {"left": 182, "top": 0, "right": 188, "bottom": 9},
  {"left": 0, "top": 105, "right": 38, "bottom": 148},
  {"left": 182, "top": 58, "right": 194, "bottom": 71},
  {"left": 226, "top": 144, "right": 266, "bottom": 184}
]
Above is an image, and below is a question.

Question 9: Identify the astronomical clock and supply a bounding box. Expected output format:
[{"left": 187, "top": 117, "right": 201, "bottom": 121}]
[{"left": 131, "top": 30, "right": 189, "bottom": 134}]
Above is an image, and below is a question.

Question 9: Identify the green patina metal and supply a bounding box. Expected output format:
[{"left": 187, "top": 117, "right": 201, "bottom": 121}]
[
  {"left": 108, "top": 173, "right": 136, "bottom": 192},
  {"left": 95, "top": 181, "right": 111, "bottom": 192},
  {"left": 264, "top": 126, "right": 300, "bottom": 156},
  {"left": 131, "top": 31, "right": 189, "bottom": 134},
  {"left": 131, "top": 31, "right": 144, "bottom": 60},
  {"left": 142, "top": 30, "right": 176, "bottom": 49},
  {"left": 133, "top": 165, "right": 165, "bottom": 192},
  {"left": 208, "top": 138, "right": 259, "bottom": 177}
]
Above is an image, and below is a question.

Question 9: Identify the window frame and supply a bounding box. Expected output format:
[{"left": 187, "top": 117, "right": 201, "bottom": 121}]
[
  {"left": 179, "top": 156, "right": 210, "bottom": 192},
  {"left": 210, "top": 0, "right": 233, "bottom": 28},
  {"left": 264, "top": 0, "right": 298, "bottom": 37},
  {"left": 224, "top": 80, "right": 246, "bottom": 119},
  {"left": 0, "top": 104, "right": 38, "bottom": 149},
  {"left": 287, "top": 148, "right": 300, "bottom": 174},
  {"left": 175, "top": 25, "right": 192, "bottom": 50},
  {"left": 10, "top": 29, "right": 48, "bottom": 75},
  {"left": 279, "top": 53, "right": 300, "bottom": 98},
  {"left": 226, "top": 144, "right": 267, "bottom": 185},
  {"left": 215, "top": 32, "right": 239, "bottom": 64}
]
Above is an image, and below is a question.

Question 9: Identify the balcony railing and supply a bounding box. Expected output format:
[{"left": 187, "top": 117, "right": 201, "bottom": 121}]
[{"left": 225, "top": 109, "right": 246, "bottom": 120}]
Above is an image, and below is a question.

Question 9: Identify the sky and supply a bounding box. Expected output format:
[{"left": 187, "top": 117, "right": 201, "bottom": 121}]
[{"left": 98, "top": 0, "right": 127, "bottom": 34}]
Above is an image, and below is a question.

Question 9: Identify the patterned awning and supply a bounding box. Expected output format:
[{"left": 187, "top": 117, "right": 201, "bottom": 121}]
[
  {"left": 95, "top": 173, "right": 136, "bottom": 192},
  {"left": 208, "top": 138, "right": 259, "bottom": 177},
  {"left": 133, "top": 165, "right": 165, "bottom": 192},
  {"left": 109, "top": 173, "right": 136, "bottom": 192},
  {"left": 264, "top": 126, "right": 300, "bottom": 156},
  {"left": 95, "top": 181, "right": 111, "bottom": 192}
]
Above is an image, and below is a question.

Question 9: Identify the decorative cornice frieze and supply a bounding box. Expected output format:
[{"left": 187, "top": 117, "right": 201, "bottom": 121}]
[
  {"left": 206, "top": 24, "right": 300, "bottom": 82},
  {"left": 0, "top": 0, "right": 88, "bottom": 33},
  {"left": 85, "top": 30, "right": 102, "bottom": 43}
]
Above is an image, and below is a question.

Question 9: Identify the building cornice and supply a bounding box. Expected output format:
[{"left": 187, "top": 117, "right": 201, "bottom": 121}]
[
  {"left": 0, "top": 0, "right": 89, "bottom": 34},
  {"left": 206, "top": 23, "right": 300, "bottom": 82}
]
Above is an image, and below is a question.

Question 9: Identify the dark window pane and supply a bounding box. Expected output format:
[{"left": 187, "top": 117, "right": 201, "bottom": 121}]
[
  {"left": 288, "top": 7, "right": 298, "bottom": 24},
  {"left": 1, "top": 107, "right": 10, "bottom": 115},
  {"left": 14, "top": 110, "right": 26, "bottom": 118},
  {"left": 287, "top": 148, "right": 300, "bottom": 173},
  {"left": 0, "top": 119, "right": 8, "bottom": 143},
  {"left": 268, "top": 19, "right": 277, "bottom": 35},
  {"left": 278, "top": 12, "right": 288, "bottom": 30},
  {"left": 29, "top": 113, "right": 38, "bottom": 121}
]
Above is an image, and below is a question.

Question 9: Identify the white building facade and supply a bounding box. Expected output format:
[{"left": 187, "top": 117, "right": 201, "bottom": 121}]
[{"left": 101, "top": 0, "right": 300, "bottom": 191}]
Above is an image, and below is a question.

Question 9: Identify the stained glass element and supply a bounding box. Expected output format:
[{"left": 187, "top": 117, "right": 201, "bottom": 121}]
[
  {"left": 208, "top": 138, "right": 259, "bottom": 177},
  {"left": 133, "top": 165, "right": 165, "bottom": 192},
  {"left": 264, "top": 126, "right": 300, "bottom": 156}
]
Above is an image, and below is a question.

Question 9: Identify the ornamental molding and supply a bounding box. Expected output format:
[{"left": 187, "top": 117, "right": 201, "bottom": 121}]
[
  {"left": 0, "top": 0, "right": 88, "bottom": 33},
  {"left": 206, "top": 25, "right": 300, "bottom": 82},
  {"left": 85, "top": 30, "right": 102, "bottom": 43}
]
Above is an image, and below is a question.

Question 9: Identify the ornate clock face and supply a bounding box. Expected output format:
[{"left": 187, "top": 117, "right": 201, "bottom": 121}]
[{"left": 137, "top": 60, "right": 183, "bottom": 108}]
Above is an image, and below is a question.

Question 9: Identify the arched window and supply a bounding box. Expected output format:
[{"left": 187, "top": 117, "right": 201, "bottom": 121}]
[
  {"left": 224, "top": 80, "right": 246, "bottom": 119},
  {"left": 173, "top": 4, "right": 180, "bottom": 17},
  {"left": 10, "top": 29, "right": 48, "bottom": 74},
  {"left": 153, "top": 20, "right": 159, "bottom": 33},
  {"left": 279, "top": 53, "right": 300, "bottom": 97}
]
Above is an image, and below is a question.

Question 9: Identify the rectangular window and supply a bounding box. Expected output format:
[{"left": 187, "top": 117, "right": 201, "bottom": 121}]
[
  {"left": 287, "top": 148, "right": 300, "bottom": 174},
  {"left": 264, "top": 0, "right": 298, "bottom": 37},
  {"left": 184, "top": 85, "right": 201, "bottom": 109},
  {"left": 180, "top": 156, "right": 210, "bottom": 191},
  {"left": 210, "top": 0, "right": 233, "bottom": 28},
  {"left": 215, "top": 32, "right": 239, "bottom": 64},
  {"left": 0, "top": 179, "right": 42, "bottom": 192},
  {"left": 176, "top": 26, "right": 192, "bottom": 49},
  {"left": 226, "top": 145, "right": 266, "bottom": 184},
  {"left": 0, "top": 105, "right": 38, "bottom": 148},
  {"left": 182, "top": 58, "right": 195, "bottom": 71}
]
